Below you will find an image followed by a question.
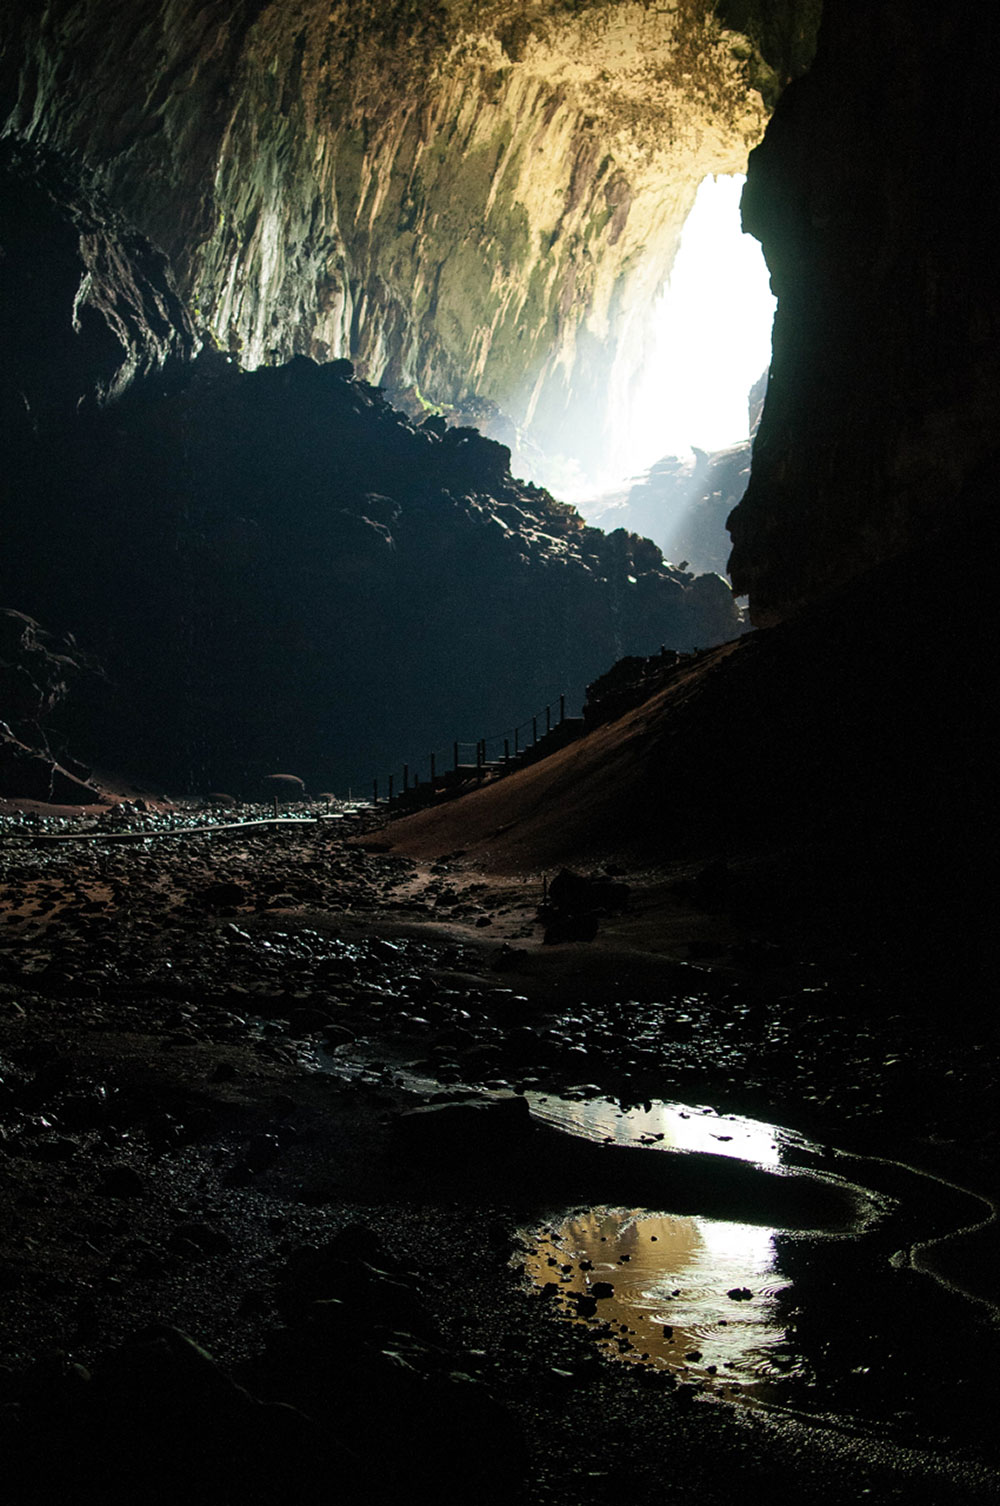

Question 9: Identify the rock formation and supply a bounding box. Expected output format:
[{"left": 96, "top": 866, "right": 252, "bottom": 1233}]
[
  {"left": 4, "top": 0, "right": 995, "bottom": 790},
  {"left": 0, "top": 608, "right": 102, "bottom": 803},
  {"left": 730, "top": 3, "right": 1000, "bottom": 622},
  {"left": 0, "top": 1, "right": 818, "bottom": 468},
  {"left": 0, "top": 141, "right": 198, "bottom": 431},
  {"left": 382, "top": 0, "right": 999, "bottom": 980},
  {"left": 3, "top": 347, "right": 742, "bottom": 794},
  {"left": 1, "top": 143, "right": 742, "bottom": 795}
]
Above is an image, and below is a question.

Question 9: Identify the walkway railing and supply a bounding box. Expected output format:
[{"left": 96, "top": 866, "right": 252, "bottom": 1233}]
[{"left": 371, "top": 692, "right": 585, "bottom": 809}]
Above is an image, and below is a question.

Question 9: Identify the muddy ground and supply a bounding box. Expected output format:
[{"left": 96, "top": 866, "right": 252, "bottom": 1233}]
[{"left": 0, "top": 801, "right": 997, "bottom": 1503}]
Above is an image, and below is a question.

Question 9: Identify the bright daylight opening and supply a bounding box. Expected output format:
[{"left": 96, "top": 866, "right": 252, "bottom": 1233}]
[
  {"left": 567, "top": 173, "right": 776, "bottom": 512},
  {"left": 625, "top": 173, "right": 776, "bottom": 466}
]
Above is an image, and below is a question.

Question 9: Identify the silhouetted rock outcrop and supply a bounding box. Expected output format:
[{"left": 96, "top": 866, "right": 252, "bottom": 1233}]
[
  {"left": 730, "top": 5, "right": 1000, "bottom": 622},
  {"left": 0, "top": 608, "right": 102, "bottom": 802},
  {"left": 0, "top": 157, "right": 743, "bottom": 795}
]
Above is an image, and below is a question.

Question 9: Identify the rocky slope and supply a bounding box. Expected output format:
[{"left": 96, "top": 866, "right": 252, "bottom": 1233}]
[
  {"left": 2, "top": 357, "right": 743, "bottom": 796},
  {"left": 0, "top": 143, "right": 742, "bottom": 799}
]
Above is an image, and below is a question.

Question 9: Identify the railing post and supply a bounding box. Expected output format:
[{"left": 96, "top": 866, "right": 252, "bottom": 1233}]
[
  {"left": 532, "top": 716, "right": 538, "bottom": 745},
  {"left": 514, "top": 727, "right": 519, "bottom": 755},
  {"left": 453, "top": 740, "right": 459, "bottom": 772},
  {"left": 560, "top": 694, "right": 566, "bottom": 723},
  {"left": 504, "top": 738, "right": 510, "bottom": 765},
  {"left": 403, "top": 763, "right": 408, "bottom": 792},
  {"left": 388, "top": 774, "right": 394, "bottom": 802},
  {"left": 546, "top": 704, "right": 551, "bottom": 734}
]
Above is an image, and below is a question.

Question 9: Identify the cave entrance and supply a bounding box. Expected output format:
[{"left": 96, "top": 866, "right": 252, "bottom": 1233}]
[
  {"left": 524, "top": 174, "right": 776, "bottom": 569},
  {"left": 620, "top": 174, "right": 775, "bottom": 479}
]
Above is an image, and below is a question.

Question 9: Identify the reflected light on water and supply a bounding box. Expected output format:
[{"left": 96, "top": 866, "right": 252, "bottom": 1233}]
[
  {"left": 522, "top": 1205, "right": 801, "bottom": 1395},
  {"left": 525, "top": 1092, "right": 808, "bottom": 1170}
]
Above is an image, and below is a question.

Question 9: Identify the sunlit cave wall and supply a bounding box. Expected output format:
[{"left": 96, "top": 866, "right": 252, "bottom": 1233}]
[
  {"left": 729, "top": 1, "right": 1000, "bottom": 624},
  {"left": 0, "top": 138, "right": 745, "bottom": 798},
  {"left": 0, "top": 0, "right": 818, "bottom": 478}
]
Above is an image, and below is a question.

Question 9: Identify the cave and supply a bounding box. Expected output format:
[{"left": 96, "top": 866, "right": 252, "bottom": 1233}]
[{"left": 1, "top": 3, "right": 997, "bottom": 1503}]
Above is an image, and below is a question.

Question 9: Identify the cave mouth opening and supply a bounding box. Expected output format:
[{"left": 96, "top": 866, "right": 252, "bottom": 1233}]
[{"left": 525, "top": 173, "right": 776, "bottom": 522}]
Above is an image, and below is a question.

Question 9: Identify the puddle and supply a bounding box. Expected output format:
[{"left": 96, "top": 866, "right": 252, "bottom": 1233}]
[
  {"left": 524, "top": 1092, "right": 812, "bottom": 1169},
  {"left": 314, "top": 1063, "right": 989, "bottom": 1417},
  {"left": 317, "top": 1045, "right": 994, "bottom": 1433},
  {"left": 522, "top": 1205, "right": 803, "bottom": 1397},
  {"left": 517, "top": 1093, "right": 895, "bottom": 1404}
]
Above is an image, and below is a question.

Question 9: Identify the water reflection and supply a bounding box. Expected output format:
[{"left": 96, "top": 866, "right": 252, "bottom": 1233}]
[
  {"left": 523, "top": 1205, "right": 805, "bottom": 1396},
  {"left": 525, "top": 1092, "right": 813, "bottom": 1170}
]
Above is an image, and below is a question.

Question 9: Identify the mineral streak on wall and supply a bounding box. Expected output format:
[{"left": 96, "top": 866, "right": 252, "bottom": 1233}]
[{"left": 0, "top": 2, "right": 816, "bottom": 469}]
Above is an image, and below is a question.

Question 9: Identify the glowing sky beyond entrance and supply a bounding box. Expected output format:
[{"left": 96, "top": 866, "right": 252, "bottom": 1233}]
[
  {"left": 627, "top": 173, "right": 776, "bottom": 466},
  {"left": 523, "top": 172, "right": 777, "bottom": 507}
]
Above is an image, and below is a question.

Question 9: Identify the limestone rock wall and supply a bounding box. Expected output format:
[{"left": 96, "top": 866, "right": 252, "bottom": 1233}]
[
  {"left": 0, "top": 1, "right": 789, "bottom": 467},
  {"left": 728, "top": 0, "right": 1000, "bottom": 622},
  {"left": 0, "top": 58, "right": 747, "bottom": 798},
  {"left": 0, "top": 140, "right": 198, "bottom": 428}
]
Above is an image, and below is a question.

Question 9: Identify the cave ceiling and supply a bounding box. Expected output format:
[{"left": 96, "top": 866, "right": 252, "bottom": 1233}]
[{"left": 1, "top": 1, "right": 820, "bottom": 466}]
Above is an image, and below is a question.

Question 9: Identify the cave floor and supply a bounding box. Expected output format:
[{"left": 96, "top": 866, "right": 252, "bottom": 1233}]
[{"left": 0, "top": 807, "right": 997, "bottom": 1503}]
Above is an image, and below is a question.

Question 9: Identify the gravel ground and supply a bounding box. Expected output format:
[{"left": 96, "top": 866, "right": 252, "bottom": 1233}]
[{"left": 0, "top": 803, "right": 997, "bottom": 1503}]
